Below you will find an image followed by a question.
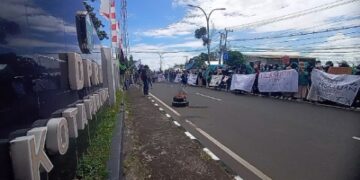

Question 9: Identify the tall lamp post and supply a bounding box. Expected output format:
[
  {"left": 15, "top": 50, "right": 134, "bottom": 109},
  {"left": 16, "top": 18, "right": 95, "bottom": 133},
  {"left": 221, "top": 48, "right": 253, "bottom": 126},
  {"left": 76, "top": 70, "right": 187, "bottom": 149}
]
[
  {"left": 157, "top": 52, "right": 164, "bottom": 72},
  {"left": 188, "top": 4, "right": 225, "bottom": 65}
]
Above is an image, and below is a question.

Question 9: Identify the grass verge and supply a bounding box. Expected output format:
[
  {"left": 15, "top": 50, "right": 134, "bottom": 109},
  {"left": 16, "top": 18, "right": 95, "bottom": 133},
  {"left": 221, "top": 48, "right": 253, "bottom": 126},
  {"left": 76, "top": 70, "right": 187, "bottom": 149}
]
[{"left": 76, "top": 91, "right": 123, "bottom": 179}]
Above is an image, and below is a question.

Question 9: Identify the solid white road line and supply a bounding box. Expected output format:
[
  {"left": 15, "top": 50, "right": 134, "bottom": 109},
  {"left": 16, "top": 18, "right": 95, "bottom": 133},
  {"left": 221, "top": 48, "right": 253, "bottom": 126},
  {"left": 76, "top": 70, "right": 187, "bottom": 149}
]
[
  {"left": 149, "top": 93, "right": 181, "bottom": 117},
  {"left": 353, "top": 136, "right": 360, "bottom": 141},
  {"left": 173, "top": 121, "right": 181, "bottom": 126},
  {"left": 165, "top": 114, "right": 171, "bottom": 118},
  {"left": 184, "top": 132, "right": 196, "bottom": 140},
  {"left": 186, "top": 120, "right": 272, "bottom": 180},
  {"left": 196, "top": 92, "right": 222, "bottom": 101},
  {"left": 203, "top": 148, "right": 220, "bottom": 161}
]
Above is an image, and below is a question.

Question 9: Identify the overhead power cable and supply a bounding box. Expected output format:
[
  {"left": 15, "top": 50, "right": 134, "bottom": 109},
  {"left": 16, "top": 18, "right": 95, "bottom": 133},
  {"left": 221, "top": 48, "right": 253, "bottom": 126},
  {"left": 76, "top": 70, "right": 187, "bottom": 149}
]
[
  {"left": 231, "top": 25, "right": 360, "bottom": 41},
  {"left": 228, "top": 0, "right": 360, "bottom": 30}
]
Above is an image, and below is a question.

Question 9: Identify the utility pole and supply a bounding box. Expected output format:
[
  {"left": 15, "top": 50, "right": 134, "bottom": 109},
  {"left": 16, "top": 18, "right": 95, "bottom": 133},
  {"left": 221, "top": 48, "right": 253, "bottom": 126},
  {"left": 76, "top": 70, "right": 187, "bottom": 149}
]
[
  {"left": 220, "top": 28, "right": 233, "bottom": 65},
  {"left": 218, "top": 32, "right": 225, "bottom": 65},
  {"left": 224, "top": 28, "right": 233, "bottom": 52},
  {"left": 158, "top": 53, "right": 164, "bottom": 72}
]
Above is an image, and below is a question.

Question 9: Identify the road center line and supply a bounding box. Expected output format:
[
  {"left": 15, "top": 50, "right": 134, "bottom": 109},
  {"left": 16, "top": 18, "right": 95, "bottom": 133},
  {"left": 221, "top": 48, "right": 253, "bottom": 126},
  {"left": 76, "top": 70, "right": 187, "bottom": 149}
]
[
  {"left": 186, "top": 120, "right": 272, "bottom": 180},
  {"left": 353, "top": 136, "right": 360, "bottom": 141},
  {"left": 196, "top": 92, "right": 222, "bottom": 101},
  {"left": 149, "top": 93, "right": 181, "bottom": 116}
]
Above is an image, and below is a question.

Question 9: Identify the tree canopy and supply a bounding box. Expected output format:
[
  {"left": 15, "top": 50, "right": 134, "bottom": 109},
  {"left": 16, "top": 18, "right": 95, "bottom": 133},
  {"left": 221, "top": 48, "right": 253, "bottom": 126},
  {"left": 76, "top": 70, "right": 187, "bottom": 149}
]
[
  {"left": 224, "top": 51, "right": 245, "bottom": 67},
  {"left": 83, "top": 1, "right": 109, "bottom": 40},
  {"left": 194, "top": 27, "right": 210, "bottom": 46}
]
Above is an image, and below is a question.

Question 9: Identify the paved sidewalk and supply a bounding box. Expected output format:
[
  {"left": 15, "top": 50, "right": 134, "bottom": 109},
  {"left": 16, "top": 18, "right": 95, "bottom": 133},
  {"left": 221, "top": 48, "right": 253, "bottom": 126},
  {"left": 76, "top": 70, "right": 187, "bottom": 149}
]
[{"left": 122, "top": 87, "right": 232, "bottom": 180}]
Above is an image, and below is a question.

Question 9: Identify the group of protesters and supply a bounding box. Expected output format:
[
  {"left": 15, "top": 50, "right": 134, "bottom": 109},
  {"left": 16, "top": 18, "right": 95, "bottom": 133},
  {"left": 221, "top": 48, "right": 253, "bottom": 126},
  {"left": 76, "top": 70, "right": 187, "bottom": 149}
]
[{"left": 169, "top": 60, "right": 360, "bottom": 107}]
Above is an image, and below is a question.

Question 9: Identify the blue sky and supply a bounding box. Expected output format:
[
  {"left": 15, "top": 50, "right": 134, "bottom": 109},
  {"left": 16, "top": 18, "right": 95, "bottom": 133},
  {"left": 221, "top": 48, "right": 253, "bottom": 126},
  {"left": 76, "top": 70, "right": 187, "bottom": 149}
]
[{"left": 120, "top": 0, "right": 359, "bottom": 70}]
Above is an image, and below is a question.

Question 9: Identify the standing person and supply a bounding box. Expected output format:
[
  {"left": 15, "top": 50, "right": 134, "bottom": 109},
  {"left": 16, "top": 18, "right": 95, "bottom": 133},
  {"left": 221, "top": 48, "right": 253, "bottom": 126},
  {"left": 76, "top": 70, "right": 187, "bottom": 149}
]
[
  {"left": 141, "top": 65, "right": 150, "bottom": 95},
  {"left": 297, "top": 62, "right": 309, "bottom": 100},
  {"left": 148, "top": 71, "right": 153, "bottom": 89}
]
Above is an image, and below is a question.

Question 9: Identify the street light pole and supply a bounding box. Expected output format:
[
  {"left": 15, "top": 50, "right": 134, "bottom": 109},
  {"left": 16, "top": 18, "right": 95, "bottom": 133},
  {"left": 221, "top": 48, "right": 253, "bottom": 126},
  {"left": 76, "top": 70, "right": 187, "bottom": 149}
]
[
  {"left": 188, "top": 4, "right": 225, "bottom": 65},
  {"left": 157, "top": 52, "right": 164, "bottom": 72}
]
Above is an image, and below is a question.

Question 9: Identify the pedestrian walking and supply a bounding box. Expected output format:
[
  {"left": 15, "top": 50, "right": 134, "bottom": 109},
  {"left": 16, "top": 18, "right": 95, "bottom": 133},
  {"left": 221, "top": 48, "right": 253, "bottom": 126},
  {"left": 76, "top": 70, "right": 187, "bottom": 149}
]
[{"left": 141, "top": 65, "right": 150, "bottom": 95}]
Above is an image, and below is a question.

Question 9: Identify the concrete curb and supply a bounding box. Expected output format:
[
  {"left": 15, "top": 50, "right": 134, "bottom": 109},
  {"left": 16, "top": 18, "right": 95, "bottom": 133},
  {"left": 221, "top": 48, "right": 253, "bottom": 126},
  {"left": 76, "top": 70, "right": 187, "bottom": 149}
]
[{"left": 107, "top": 103, "right": 125, "bottom": 180}]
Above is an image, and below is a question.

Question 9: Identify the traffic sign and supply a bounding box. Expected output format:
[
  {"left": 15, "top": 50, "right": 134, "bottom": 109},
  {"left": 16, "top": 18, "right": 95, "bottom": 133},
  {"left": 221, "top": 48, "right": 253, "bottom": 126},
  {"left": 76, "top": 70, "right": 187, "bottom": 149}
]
[{"left": 223, "top": 52, "right": 229, "bottom": 61}]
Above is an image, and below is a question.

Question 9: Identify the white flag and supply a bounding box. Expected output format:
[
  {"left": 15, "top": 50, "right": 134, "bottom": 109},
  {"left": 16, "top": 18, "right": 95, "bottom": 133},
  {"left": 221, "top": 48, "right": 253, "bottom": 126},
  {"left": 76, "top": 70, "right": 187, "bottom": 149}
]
[{"left": 100, "top": 0, "right": 110, "bottom": 20}]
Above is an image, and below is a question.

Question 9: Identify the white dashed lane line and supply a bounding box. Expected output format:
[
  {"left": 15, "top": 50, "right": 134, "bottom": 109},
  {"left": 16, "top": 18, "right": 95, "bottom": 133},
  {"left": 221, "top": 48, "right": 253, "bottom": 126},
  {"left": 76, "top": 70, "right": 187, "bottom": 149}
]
[
  {"left": 186, "top": 119, "right": 272, "bottom": 180},
  {"left": 203, "top": 148, "right": 220, "bottom": 161},
  {"left": 173, "top": 121, "right": 181, "bottom": 126},
  {"left": 149, "top": 93, "right": 181, "bottom": 116},
  {"left": 150, "top": 93, "right": 270, "bottom": 180},
  {"left": 353, "top": 136, "right": 360, "bottom": 141},
  {"left": 196, "top": 92, "right": 222, "bottom": 101},
  {"left": 184, "top": 132, "right": 196, "bottom": 140},
  {"left": 165, "top": 114, "right": 171, "bottom": 118}
]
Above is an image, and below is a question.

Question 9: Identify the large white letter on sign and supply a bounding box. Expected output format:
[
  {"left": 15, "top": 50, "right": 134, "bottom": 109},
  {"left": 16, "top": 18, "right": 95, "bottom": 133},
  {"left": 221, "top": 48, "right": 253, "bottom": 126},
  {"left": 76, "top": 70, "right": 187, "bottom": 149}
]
[
  {"left": 62, "top": 108, "right": 78, "bottom": 138},
  {"left": 84, "top": 99, "right": 93, "bottom": 120},
  {"left": 10, "top": 127, "right": 54, "bottom": 180},
  {"left": 83, "top": 59, "right": 93, "bottom": 87},
  {"left": 94, "top": 93, "right": 101, "bottom": 108},
  {"left": 91, "top": 62, "right": 99, "bottom": 85},
  {"left": 90, "top": 95, "right": 97, "bottom": 114},
  {"left": 98, "top": 65, "right": 103, "bottom": 84},
  {"left": 76, "top": 103, "right": 88, "bottom": 129},
  {"left": 46, "top": 118, "right": 69, "bottom": 155},
  {"left": 68, "top": 53, "right": 84, "bottom": 90}
]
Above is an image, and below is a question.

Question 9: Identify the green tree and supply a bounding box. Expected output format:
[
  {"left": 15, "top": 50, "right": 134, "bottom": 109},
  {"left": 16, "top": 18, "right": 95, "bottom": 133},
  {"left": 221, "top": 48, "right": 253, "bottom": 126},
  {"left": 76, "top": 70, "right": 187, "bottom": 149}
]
[
  {"left": 189, "top": 53, "right": 207, "bottom": 69},
  {"left": 194, "top": 27, "right": 210, "bottom": 46},
  {"left": 224, "top": 51, "right": 245, "bottom": 67},
  {"left": 83, "top": 1, "right": 109, "bottom": 40}
]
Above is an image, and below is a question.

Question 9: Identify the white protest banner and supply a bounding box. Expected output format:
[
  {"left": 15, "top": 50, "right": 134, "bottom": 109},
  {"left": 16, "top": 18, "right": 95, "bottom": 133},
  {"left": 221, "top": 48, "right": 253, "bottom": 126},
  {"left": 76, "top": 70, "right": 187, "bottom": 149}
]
[
  {"left": 174, "top": 74, "right": 182, "bottom": 83},
  {"left": 308, "top": 69, "right": 360, "bottom": 106},
  {"left": 157, "top": 74, "right": 165, "bottom": 82},
  {"left": 258, "top": 69, "right": 298, "bottom": 92},
  {"left": 230, "top": 74, "right": 256, "bottom": 92},
  {"left": 209, "top": 75, "right": 223, "bottom": 87},
  {"left": 222, "top": 76, "right": 230, "bottom": 82},
  {"left": 187, "top": 74, "right": 198, "bottom": 85}
]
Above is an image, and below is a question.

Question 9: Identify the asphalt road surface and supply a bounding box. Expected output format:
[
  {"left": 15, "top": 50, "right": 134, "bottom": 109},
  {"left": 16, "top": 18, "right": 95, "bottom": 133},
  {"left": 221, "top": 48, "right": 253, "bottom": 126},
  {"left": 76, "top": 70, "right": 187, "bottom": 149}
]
[{"left": 149, "top": 83, "right": 360, "bottom": 180}]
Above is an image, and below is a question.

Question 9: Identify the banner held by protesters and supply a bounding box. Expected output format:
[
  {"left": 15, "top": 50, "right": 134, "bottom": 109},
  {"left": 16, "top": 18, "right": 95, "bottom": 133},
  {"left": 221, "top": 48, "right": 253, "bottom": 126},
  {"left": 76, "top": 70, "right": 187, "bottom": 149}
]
[
  {"left": 230, "top": 74, "right": 256, "bottom": 92},
  {"left": 157, "top": 74, "right": 166, "bottom": 82},
  {"left": 187, "top": 74, "right": 198, "bottom": 86},
  {"left": 258, "top": 69, "right": 298, "bottom": 92},
  {"left": 308, "top": 69, "right": 360, "bottom": 106},
  {"left": 174, "top": 74, "right": 182, "bottom": 83},
  {"left": 209, "top": 75, "right": 223, "bottom": 87}
]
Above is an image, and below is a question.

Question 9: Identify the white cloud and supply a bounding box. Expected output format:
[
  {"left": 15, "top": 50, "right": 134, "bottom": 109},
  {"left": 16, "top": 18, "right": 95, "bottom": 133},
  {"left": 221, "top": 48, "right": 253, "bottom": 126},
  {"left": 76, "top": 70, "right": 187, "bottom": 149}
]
[
  {"left": 306, "top": 33, "right": 360, "bottom": 65},
  {"left": 130, "top": 42, "right": 204, "bottom": 70},
  {"left": 132, "top": 0, "right": 360, "bottom": 67},
  {"left": 141, "top": 0, "right": 359, "bottom": 38}
]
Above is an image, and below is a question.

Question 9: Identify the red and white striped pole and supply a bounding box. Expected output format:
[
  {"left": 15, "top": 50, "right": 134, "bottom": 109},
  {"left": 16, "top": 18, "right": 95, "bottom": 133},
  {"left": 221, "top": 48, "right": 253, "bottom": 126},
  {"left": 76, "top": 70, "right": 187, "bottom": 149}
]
[{"left": 110, "top": 0, "right": 118, "bottom": 49}]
